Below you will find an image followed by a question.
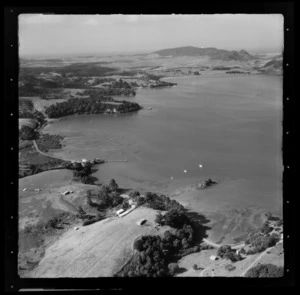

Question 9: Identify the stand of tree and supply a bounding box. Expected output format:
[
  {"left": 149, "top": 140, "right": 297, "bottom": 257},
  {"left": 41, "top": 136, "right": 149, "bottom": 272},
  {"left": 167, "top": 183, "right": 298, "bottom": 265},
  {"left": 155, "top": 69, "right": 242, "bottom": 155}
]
[
  {"left": 245, "top": 219, "right": 281, "bottom": 254},
  {"left": 217, "top": 245, "right": 243, "bottom": 262},
  {"left": 246, "top": 235, "right": 278, "bottom": 254},
  {"left": 19, "top": 108, "right": 46, "bottom": 126},
  {"left": 84, "top": 179, "right": 124, "bottom": 213},
  {"left": 44, "top": 97, "right": 142, "bottom": 118},
  {"left": 135, "top": 192, "right": 185, "bottom": 212},
  {"left": 19, "top": 125, "right": 37, "bottom": 141},
  {"left": 245, "top": 264, "right": 283, "bottom": 277},
  {"left": 120, "top": 209, "right": 201, "bottom": 277}
]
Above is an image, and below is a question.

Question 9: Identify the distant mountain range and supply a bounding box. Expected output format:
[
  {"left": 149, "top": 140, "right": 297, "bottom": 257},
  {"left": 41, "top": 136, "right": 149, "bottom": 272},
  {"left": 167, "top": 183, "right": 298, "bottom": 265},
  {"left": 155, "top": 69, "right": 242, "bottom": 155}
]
[{"left": 153, "top": 46, "right": 255, "bottom": 61}]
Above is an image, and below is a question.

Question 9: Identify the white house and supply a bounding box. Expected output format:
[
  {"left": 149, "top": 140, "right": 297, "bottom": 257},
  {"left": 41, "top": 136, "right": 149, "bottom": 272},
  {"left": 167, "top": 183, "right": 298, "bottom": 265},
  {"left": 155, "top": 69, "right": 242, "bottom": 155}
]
[
  {"left": 120, "top": 194, "right": 130, "bottom": 198},
  {"left": 210, "top": 255, "right": 218, "bottom": 261}
]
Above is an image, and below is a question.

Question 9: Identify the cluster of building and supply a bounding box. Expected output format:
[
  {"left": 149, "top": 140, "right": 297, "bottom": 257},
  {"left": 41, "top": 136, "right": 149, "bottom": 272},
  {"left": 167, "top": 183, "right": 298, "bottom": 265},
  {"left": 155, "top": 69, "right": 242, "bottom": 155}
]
[
  {"left": 68, "top": 158, "right": 104, "bottom": 168},
  {"left": 105, "top": 108, "right": 119, "bottom": 114}
]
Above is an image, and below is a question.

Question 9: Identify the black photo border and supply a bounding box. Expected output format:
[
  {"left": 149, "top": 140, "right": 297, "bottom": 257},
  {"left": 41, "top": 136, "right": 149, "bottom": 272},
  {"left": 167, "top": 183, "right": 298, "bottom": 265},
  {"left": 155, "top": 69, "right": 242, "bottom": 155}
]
[{"left": 4, "top": 3, "right": 295, "bottom": 291}]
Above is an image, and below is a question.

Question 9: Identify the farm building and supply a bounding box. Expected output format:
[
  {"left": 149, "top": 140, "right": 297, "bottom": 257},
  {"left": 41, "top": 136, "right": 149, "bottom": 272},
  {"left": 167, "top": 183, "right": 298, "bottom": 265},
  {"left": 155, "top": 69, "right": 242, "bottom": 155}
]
[
  {"left": 210, "top": 255, "right": 219, "bottom": 261},
  {"left": 62, "top": 191, "right": 71, "bottom": 196},
  {"left": 120, "top": 194, "right": 129, "bottom": 198},
  {"left": 116, "top": 209, "right": 124, "bottom": 216},
  {"left": 136, "top": 219, "right": 147, "bottom": 226}
]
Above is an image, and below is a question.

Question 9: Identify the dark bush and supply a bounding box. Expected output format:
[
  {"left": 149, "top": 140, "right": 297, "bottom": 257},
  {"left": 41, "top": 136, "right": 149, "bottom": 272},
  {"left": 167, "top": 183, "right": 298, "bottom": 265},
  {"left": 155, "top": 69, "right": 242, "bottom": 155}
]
[
  {"left": 136, "top": 196, "right": 146, "bottom": 207},
  {"left": 217, "top": 245, "right": 243, "bottom": 262},
  {"left": 246, "top": 264, "right": 283, "bottom": 277},
  {"left": 225, "top": 264, "right": 236, "bottom": 272},
  {"left": 129, "top": 191, "right": 140, "bottom": 199},
  {"left": 163, "top": 210, "right": 191, "bottom": 229},
  {"left": 155, "top": 213, "right": 164, "bottom": 225},
  {"left": 108, "top": 179, "right": 118, "bottom": 192},
  {"left": 19, "top": 125, "right": 37, "bottom": 140},
  {"left": 134, "top": 239, "right": 144, "bottom": 252},
  {"left": 82, "top": 213, "right": 104, "bottom": 226},
  {"left": 122, "top": 199, "right": 130, "bottom": 211},
  {"left": 260, "top": 222, "right": 273, "bottom": 235},
  {"left": 168, "top": 263, "right": 179, "bottom": 276}
]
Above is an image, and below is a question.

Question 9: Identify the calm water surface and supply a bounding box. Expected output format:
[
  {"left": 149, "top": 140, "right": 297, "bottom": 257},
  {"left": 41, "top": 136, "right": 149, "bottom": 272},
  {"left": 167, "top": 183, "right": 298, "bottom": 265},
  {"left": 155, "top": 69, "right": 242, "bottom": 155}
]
[{"left": 43, "top": 75, "right": 283, "bottom": 216}]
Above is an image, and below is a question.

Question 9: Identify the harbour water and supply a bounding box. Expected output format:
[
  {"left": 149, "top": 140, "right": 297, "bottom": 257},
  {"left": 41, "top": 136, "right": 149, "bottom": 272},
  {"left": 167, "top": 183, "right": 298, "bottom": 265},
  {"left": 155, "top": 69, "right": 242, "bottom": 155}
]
[{"left": 41, "top": 74, "right": 283, "bottom": 242}]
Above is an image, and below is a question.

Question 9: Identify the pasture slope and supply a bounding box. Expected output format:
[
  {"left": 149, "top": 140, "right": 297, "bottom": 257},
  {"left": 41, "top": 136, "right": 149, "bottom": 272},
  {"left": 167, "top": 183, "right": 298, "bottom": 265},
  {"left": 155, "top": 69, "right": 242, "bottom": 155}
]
[{"left": 28, "top": 207, "right": 167, "bottom": 278}]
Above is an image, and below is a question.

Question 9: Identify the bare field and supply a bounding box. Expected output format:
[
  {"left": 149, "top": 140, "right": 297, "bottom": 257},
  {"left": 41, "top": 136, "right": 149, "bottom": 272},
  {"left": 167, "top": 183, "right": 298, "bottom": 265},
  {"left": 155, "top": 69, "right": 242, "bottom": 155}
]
[
  {"left": 26, "top": 207, "right": 169, "bottom": 278},
  {"left": 19, "top": 180, "right": 100, "bottom": 230}
]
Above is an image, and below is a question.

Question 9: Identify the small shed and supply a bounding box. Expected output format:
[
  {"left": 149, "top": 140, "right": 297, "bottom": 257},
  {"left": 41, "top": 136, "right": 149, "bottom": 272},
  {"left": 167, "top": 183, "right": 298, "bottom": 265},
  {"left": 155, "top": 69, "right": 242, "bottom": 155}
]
[
  {"left": 137, "top": 219, "right": 147, "bottom": 226},
  {"left": 120, "top": 194, "right": 129, "bottom": 198},
  {"left": 210, "top": 255, "right": 218, "bottom": 261},
  {"left": 63, "top": 191, "right": 70, "bottom": 196}
]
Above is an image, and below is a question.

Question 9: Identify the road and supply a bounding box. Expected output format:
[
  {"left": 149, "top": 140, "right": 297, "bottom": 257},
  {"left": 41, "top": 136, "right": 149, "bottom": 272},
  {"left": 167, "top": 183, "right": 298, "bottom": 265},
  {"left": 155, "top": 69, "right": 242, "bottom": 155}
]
[
  {"left": 33, "top": 140, "right": 64, "bottom": 161},
  {"left": 239, "top": 240, "right": 282, "bottom": 277},
  {"left": 239, "top": 247, "right": 273, "bottom": 277}
]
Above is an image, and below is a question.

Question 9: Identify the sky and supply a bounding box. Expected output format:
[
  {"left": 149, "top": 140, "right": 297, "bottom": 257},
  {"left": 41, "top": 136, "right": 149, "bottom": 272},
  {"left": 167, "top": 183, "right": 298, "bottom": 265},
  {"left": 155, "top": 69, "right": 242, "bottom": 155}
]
[{"left": 19, "top": 14, "right": 284, "bottom": 57}]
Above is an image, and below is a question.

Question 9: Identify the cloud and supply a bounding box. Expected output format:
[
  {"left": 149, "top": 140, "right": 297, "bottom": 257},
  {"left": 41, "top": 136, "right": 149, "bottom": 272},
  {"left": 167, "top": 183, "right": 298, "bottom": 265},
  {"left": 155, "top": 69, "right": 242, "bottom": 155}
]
[
  {"left": 19, "top": 14, "right": 65, "bottom": 25},
  {"left": 124, "top": 15, "right": 140, "bottom": 23},
  {"left": 82, "top": 18, "right": 99, "bottom": 26}
]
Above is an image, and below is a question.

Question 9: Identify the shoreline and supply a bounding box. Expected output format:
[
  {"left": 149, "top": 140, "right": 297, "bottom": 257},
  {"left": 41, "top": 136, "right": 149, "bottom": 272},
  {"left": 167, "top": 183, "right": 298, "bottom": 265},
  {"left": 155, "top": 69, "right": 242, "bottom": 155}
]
[{"left": 19, "top": 74, "right": 281, "bottom": 253}]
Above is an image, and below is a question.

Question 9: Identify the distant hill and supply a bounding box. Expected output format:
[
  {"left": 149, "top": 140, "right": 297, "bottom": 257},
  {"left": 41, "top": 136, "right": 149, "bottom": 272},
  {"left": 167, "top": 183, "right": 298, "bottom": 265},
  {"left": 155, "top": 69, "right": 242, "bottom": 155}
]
[
  {"left": 153, "top": 46, "right": 255, "bottom": 61},
  {"left": 262, "top": 59, "right": 282, "bottom": 69},
  {"left": 260, "top": 57, "right": 282, "bottom": 75}
]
